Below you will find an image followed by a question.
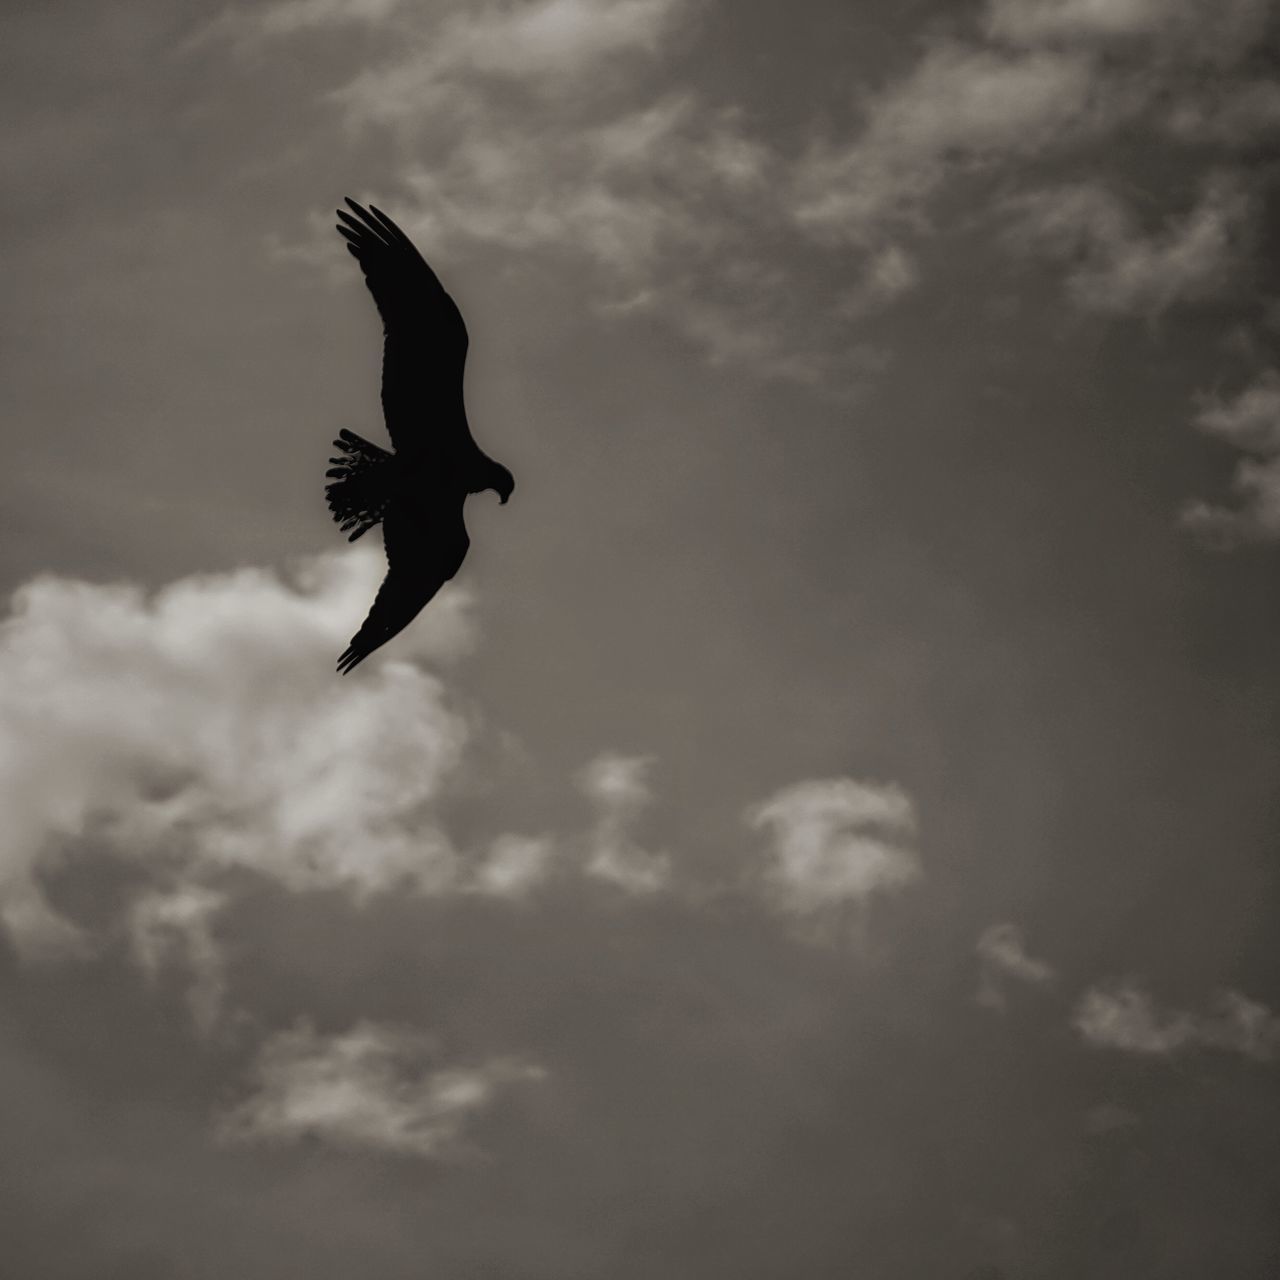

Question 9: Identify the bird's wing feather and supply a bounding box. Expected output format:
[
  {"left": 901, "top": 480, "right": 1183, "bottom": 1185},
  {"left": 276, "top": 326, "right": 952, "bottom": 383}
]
[
  {"left": 336, "top": 501, "right": 470, "bottom": 675},
  {"left": 336, "top": 197, "right": 469, "bottom": 459}
]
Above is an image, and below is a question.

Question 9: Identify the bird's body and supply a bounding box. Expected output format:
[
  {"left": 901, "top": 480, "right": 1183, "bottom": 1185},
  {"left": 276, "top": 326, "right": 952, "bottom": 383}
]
[{"left": 324, "top": 198, "right": 513, "bottom": 674}]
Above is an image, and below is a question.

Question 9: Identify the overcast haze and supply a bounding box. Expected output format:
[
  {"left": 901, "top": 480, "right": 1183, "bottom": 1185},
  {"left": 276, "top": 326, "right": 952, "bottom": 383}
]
[{"left": 3, "top": 0, "right": 1280, "bottom": 1276}]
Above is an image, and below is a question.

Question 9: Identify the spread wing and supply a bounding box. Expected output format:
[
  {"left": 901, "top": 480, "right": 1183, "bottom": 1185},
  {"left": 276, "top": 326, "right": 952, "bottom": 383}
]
[
  {"left": 335, "top": 198, "right": 470, "bottom": 460},
  {"left": 336, "top": 502, "right": 470, "bottom": 675}
]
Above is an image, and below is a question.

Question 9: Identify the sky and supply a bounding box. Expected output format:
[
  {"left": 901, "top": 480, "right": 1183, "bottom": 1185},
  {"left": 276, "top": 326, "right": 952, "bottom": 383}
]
[{"left": 2, "top": 0, "right": 1280, "bottom": 1275}]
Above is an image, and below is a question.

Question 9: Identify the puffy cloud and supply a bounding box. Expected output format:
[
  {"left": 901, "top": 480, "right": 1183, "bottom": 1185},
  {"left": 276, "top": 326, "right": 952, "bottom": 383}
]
[
  {"left": 746, "top": 778, "right": 920, "bottom": 923},
  {"left": 1074, "top": 979, "right": 1280, "bottom": 1060},
  {"left": 577, "top": 753, "right": 670, "bottom": 893},
  {"left": 0, "top": 548, "right": 476, "bottom": 954},
  {"left": 1182, "top": 369, "right": 1280, "bottom": 544},
  {"left": 218, "top": 1020, "right": 545, "bottom": 1158},
  {"left": 975, "top": 922, "right": 1055, "bottom": 1010},
  {"left": 1007, "top": 173, "right": 1254, "bottom": 315}
]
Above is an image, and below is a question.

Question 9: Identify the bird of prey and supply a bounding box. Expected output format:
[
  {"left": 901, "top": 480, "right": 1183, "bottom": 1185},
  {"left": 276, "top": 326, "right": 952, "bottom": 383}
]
[{"left": 325, "top": 198, "right": 513, "bottom": 674}]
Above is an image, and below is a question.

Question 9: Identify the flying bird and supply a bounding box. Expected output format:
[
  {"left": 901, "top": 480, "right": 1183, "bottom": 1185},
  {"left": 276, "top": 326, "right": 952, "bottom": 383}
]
[{"left": 325, "top": 198, "right": 513, "bottom": 674}]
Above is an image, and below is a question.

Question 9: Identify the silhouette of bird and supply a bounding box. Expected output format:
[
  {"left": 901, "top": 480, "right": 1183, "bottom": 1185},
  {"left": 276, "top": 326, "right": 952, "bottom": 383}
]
[{"left": 325, "top": 198, "right": 513, "bottom": 674}]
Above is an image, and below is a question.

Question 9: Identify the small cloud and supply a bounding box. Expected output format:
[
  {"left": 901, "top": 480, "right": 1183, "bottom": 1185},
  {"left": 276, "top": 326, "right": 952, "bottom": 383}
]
[
  {"left": 746, "top": 778, "right": 920, "bottom": 926},
  {"left": 470, "top": 834, "right": 558, "bottom": 898},
  {"left": 975, "top": 922, "right": 1054, "bottom": 1010},
  {"left": 218, "top": 1021, "right": 545, "bottom": 1159},
  {"left": 1182, "top": 369, "right": 1280, "bottom": 545},
  {"left": 129, "top": 885, "right": 228, "bottom": 1035},
  {"left": 1073, "top": 979, "right": 1280, "bottom": 1060},
  {"left": 1193, "top": 369, "right": 1280, "bottom": 453},
  {"left": 577, "top": 754, "right": 670, "bottom": 893},
  {"left": 1074, "top": 981, "right": 1198, "bottom": 1054},
  {"left": 1007, "top": 172, "right": 1253, "bottom": 315}
]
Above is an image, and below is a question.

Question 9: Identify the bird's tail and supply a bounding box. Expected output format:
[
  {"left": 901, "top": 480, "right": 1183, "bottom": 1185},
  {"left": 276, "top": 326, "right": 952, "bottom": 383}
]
[{"left": 325, "top": 429, "right": 394, "bottom": 541}]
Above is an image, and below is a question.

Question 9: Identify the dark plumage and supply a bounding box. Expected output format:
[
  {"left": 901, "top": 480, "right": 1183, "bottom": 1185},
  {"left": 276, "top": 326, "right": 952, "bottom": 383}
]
[{"left": 325, "top": 198, "right": 513, "bottom": 674}]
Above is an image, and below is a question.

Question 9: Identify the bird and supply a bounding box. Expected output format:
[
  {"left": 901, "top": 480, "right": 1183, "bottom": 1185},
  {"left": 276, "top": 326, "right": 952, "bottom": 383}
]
[{"left": 324, "top": 198, "right": 514, "bottom": 674}]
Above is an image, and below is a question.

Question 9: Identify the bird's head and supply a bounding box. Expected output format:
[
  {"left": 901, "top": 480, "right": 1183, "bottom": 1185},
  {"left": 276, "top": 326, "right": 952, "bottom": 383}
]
[{"left": 490, "top": 462, "right": 515, "bottom": 505}]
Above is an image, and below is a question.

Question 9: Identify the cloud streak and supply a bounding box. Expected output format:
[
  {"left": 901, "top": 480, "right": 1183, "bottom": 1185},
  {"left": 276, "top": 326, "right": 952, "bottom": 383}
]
[
  {"left": 975, "top": 922, "right": 1055, "bottom": 1010},
  {"left": 219, "top": 1020, "right": 545, "bottom": 1158},
  {"left": 1074, "top": 979, "right": 1280, "bottom": 1060}
]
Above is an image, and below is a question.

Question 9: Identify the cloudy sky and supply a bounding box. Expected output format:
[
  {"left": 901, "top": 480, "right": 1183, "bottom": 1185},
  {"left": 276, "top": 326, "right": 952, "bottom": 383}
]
[{"left": 3, "top": 0, "right": 1280, "bottom": 1275}]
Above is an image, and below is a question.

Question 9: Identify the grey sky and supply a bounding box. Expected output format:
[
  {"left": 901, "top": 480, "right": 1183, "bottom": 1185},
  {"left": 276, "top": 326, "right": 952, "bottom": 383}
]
[{"left": 2, "top": 0, "right": 1280, "bottom": 1276}]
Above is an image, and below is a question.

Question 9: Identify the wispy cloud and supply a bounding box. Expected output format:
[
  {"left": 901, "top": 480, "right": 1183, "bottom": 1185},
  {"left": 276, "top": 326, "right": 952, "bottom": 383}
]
[
  {"left": 577, "top": 753, "right": 670, "bottom": 893},
  {"left": 1006, "top": 173, "right": 1254, "bottom": 316},
  {"left": 387, "top": 95, "right": 742, "bottom": 284},
  {"left": 792, "top": 44, "right": 1107, "bottom": 244},
  {"left": 261, "top": 0, "right": 919, "bottom": 387},
  {"left": 746, "top": 778, "right": 920, "bottom": 930},
  {"left": 1182, "top": 369, "right": 1280, "bottom": 544},
  {"left": 219, "top": 1021, "right": 545, "bottom": 1158},
  {"left": 332, "top": 0, "right": 688, "bottom": 126},
  {"left": 985, "top": 0, "right": 1273, "bottom": 65},
  {"left": 129, "top": 884, "right": 228, "bottom": 1036},
  {"left": 975, "top": 922, "right": 1055, "bottom": 1010},
  {"left": 191, "top": 0, "right": 410, "bottom": 53},
  {"left": 1074, "top": 979, "right": 1280, "bottom": 1060}
]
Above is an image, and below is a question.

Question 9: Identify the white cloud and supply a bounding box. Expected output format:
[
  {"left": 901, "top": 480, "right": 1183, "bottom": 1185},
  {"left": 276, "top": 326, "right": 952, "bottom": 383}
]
[
  {"left": 1182, "top": 369, "right": 1280, "bottom": 544},
  {"left": 191, "top": 0, "right": 409, "bottom": 53},
  {"left": 333, "top": 0, "right": 688, "bottom": 126},
  {"left": 0, "top": 548, "right": 476, "bottom": 954},
  {"left": 1007, "top": 173, "right": 1253, "bottom": 315},
  {"left": 470, "top": 834, "right": 558, "bottom": 898},
  {"left": 1182, "top": 455, "right": 1280, "bottom": 545},
  {"left": 746, "top": 778, "right": 920, "bottom": 921},
  {"left": 1192, "top": 369, "right": 1280, "bottom": 453},
  {"left": 129, "top": 884, "right": 228, "bottom": 1036},
  {"left": 218, "top": 1021, "right": 545, "bottom": 1158},
  {"left": 985, "top": 0, "right": 1272, "bottom": 65},
  {"left": 577, "top": 754, "right": 670, "bottom": 893},
  {"left": 975, "top": 922, "right": 1055, "bottom": 1010},
  {"left": 266, "top": 0, "right": 908, "bottom": 388},
  {"left": 1074, "top": 979, "right": 1280, "bottom": 1060},
  {"left": 241, "top": 0, "right": 404, "bottom": 36},
  {"left": 792, "top": 44, "right": 1105, "bottom": 244},
  {"left": 384, "top": 95, "right": 766, "bottom": 291}
]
